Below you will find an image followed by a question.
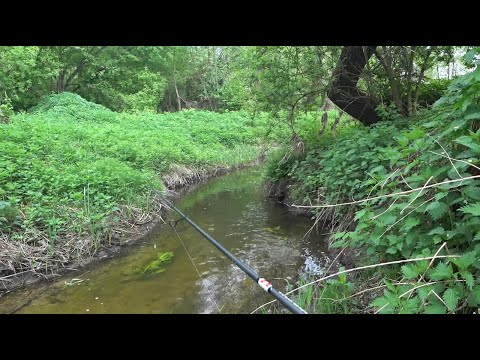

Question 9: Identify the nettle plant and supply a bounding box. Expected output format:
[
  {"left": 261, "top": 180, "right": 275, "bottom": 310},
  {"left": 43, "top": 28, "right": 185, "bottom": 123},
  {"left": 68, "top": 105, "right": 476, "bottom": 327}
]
[{"left": 332, "top": 49, "right": 480, "bottom": 313}]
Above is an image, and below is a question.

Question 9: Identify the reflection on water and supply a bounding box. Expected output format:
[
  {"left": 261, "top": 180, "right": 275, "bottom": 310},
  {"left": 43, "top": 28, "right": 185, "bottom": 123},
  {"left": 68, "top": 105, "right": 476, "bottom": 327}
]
[{"left": 0, "top": 168, "right": 329, "bottom": 314}]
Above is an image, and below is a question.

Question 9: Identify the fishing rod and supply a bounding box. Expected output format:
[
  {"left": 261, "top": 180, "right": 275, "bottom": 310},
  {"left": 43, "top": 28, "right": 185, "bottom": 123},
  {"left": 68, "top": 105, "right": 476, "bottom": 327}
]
[{"left": 167, "top": 203, "right": 307, "bottom": 314}]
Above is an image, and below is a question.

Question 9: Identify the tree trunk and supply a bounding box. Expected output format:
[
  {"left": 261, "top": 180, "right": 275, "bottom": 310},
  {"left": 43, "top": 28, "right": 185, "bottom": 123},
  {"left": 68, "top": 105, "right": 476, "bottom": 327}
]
[
  {"left": 173, "top": 72, "right": 181, "bottom": 111},
  {"left": 327, "top": 46, "right": 381, "bottom": 126},
  {"left": 65, "top": 59, "right": 86, "bottom": 90},
  {"left": 174, "top": 81, "right": 181, "bottom": 111},
  {"left": 173, "top": 54, "right": 182, "bottom": 111}
]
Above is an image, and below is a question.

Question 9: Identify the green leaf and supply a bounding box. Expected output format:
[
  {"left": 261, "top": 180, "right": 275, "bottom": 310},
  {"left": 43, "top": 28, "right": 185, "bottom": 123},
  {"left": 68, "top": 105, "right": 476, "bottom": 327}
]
[
  {"left": 387, "top": 234, "right": 400, "bottom": 245},
  {"left": 424, "top": 303, "right": 447, "bottom": 314},
  {"left": 370, "top": 165, "right": 385, "bottom": 174},
  {"left": 439, "top": 178, "right": 474, "bottom": 190},
  {"left": 404, "top": 297, "right": 421, "bottom": 313},
  {"left": 452, "top": 251, "right": 477, "bottom": 269},
  {"left": 405, "top": 232, "right": 416, "bottom": 246},
  {"left": 401, "top": 265, "right": 419, "bottom": 279},
  {"left": 467, "top": 286, "right": 480, "bottom": 307},
  {"left": 428, "top": 227, "right": 445, "bottom": 236},
  {"left": 417, "top": 284, "right": 435, "bottom": 300},
  {"left": 425, "top": 201, "right": 449, "bottom": 220},
  {"left": 402, "top": 216, "right": 420, "bottom": 230},
  {"left": 465, "top": 112, "right": 480, "bottom": 121},
  {"left": 404, "top": 159, "right": 419, "bottom": 173},
  {"left": 386, "top": 247, "right": 398, "bottom": 254},
  {"left": 463, "top": 186, "right": 480, "bottom": 201},
  {"left": 443, "top": 288, "right": 459, "bottom": 312},
  {"left": 379, "top": 213, "right": 397, "bottom": 226},
  {"left": 354, "top": 208, "right": 368, "bottom": 221},
  {"left": 463, "top": 49, "right": 476, "bottom": 64},
  {"left": 429, "top": 262, "right": 454, "bottom": 281},
  {"left": 383, "top": 279, "right": 396, "bottom": 292},
  {"left": 455, "top": 136, "right": 480, "bottom": 152},
  {"left": 475, "top": 231, "right": 480, "bottom": 241},
  {"left": 459, "top": 202, "right": 480, "bottom": 216},
  {"left": 433, "top": 235, "right": 443, "bottom": 244},
  {"left": 371, "top": 296, "right": 389, "bottom": 309},
  {"left": 460, "top": 271, "right": 475, "bottom": 290},
  {"left": 338, "top": 266, "right": 347, "bottom": 283},
  {"left": 332, "top": 232, "right": 346, "bottom": 240},
  {"left": 435, "top": 192, "right": 448, "bottom": 201},
  {"left": 416, "top": 260, "right": 430, "bottom": 273}
]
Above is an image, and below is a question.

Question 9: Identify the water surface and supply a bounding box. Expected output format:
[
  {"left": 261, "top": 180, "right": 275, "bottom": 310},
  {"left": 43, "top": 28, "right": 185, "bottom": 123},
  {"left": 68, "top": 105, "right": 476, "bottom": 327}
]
[{"left": 0, "top": 168, "right": 329, "bottom": 314}]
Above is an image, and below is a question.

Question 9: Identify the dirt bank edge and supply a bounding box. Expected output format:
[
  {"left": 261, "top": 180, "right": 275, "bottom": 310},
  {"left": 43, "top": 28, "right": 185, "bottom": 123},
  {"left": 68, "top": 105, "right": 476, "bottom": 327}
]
[{"left": 0, "top": 159, "right": 263, "bottom": 297}]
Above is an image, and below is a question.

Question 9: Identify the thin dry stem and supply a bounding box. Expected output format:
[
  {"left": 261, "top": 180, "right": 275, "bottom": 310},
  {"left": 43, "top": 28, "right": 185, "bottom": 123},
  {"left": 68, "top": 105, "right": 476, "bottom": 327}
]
[
  {"left": 291, "top": 174, "right": 480, "bottom": 209},
  {"left": 400, "top": 176, "right": 433, "bottom": 214},
  {"left": 251, "top": 254, "right": 459, "bottom": 314}
]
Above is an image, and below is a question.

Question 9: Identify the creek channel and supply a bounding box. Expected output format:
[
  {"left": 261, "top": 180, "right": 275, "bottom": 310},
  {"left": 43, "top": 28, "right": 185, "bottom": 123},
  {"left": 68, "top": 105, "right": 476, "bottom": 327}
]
[{"left": 0, "top": 167, "right": 330, "bottom": 314}]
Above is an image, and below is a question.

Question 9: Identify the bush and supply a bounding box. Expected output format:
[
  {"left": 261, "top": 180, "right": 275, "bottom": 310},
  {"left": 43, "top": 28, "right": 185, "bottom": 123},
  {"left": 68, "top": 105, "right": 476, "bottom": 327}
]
[{"left": 266, "top": 53, "right": 480, "bottom": 313}]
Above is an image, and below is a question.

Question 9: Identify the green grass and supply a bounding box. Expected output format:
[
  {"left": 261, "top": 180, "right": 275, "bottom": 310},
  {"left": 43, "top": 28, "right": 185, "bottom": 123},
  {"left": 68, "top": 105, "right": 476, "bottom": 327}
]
[
  {"left": 0, "top": 92, "right": 352, "bottom": 277},
  {"left": 2, "top": 96, "right": 267, "bottom": 236},
  {"left": 0, "top": 93, "right": 304, "bottom": 273},
  {"left": 290, "top": 271, "right": 355, "bottom": 314}
]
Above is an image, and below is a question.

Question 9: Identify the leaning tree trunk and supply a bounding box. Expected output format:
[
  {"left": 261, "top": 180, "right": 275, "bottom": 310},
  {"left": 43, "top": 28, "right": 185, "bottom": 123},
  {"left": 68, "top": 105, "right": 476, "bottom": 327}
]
[{"left": 327, "top": 46, "right": 381, "bottom": 126}]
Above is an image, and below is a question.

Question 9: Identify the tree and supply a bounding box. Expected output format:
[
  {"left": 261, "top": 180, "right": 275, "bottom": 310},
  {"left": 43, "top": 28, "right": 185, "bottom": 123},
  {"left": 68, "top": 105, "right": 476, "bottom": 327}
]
[
  {"left": 0, "top": 46, "right": 55, "bottom": 110},
  {"left": 327, "top": 46, "right": 380, "bottom": 126},
  {"left": 328, "top": 46, "right": 459, "bottom": 126},
  {"left": 158, "top": 46, "right": 244, "bottom": 112},
  {"left": 244, "top": 46, "right": 341, "bottom": 130}
]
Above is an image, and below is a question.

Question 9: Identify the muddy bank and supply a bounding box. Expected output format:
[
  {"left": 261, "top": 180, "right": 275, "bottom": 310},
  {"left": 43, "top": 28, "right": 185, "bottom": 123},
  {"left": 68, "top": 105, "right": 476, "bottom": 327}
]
[{"left": 0, "top": 159, "right": 263, "bottom": 296}]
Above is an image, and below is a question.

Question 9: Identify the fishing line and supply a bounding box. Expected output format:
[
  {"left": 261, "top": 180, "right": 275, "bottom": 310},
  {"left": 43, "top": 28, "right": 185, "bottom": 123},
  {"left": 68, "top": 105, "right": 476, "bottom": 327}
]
[
  {"left": 166, "top": 202, "right": 307, "bottom": 314},
  {"left": 169, "top": 219, "right": 223, "bottom": 314}
]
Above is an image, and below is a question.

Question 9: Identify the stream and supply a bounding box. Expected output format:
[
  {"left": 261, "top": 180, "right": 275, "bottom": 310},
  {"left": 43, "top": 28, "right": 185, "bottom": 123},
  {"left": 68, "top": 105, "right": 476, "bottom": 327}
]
[{"left": 0, "top": 168, "right": 330, "bottom": 314}]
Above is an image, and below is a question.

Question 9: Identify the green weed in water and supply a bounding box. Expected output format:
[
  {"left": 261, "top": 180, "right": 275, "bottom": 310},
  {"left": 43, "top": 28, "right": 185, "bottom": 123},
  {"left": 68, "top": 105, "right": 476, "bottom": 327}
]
[{"left": 140, "top": 252, "right": 174, "bottom": 276}]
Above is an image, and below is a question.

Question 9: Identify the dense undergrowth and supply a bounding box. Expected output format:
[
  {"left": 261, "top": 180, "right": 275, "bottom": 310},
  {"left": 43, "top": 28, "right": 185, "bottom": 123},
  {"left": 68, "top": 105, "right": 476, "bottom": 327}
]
[
  {"left": 266, "top": 56, "right": 480, "bottom": 314},
  {"left": 0, "top": 92, "right": 343, "bottom": 280},
  {"left": 0, "top": 92, "right": 324, "bottom": 278}
]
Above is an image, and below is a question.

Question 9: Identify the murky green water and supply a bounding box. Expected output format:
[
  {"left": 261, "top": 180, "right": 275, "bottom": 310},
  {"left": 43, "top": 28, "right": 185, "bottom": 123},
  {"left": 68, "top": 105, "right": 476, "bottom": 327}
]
[{"left": 0, "top": 168, "right": 329, "bottom": 314}]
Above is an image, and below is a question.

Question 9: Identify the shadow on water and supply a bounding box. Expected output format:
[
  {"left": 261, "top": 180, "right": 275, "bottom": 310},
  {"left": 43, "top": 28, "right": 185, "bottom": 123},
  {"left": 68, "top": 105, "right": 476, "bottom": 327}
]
[{"left": 0, "top": 167, "right": 329, "bottom": 314}]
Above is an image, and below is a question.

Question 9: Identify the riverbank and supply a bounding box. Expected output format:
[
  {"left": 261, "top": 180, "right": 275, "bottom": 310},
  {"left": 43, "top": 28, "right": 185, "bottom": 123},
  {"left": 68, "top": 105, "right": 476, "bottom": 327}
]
[
  {"left": 263, "top": 68, "right": 480, "bottom": 314},
  {"left": 266, "top": 177, "right": 360, "bottom": 276},
  {"left": 0, "top": 159, "right": 264, "bottom": 295},
  {"left": 0, "top": 93, "right": 282, "bottom": 295},
  {"left": 1, "top": 166, "right": 330, "bottom": 314}
]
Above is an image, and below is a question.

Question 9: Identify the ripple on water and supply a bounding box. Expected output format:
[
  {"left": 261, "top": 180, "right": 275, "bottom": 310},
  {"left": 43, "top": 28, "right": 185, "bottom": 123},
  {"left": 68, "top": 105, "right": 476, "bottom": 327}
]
[{"left": 1, "top": 168, "right": 329, "bottom": 314}]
